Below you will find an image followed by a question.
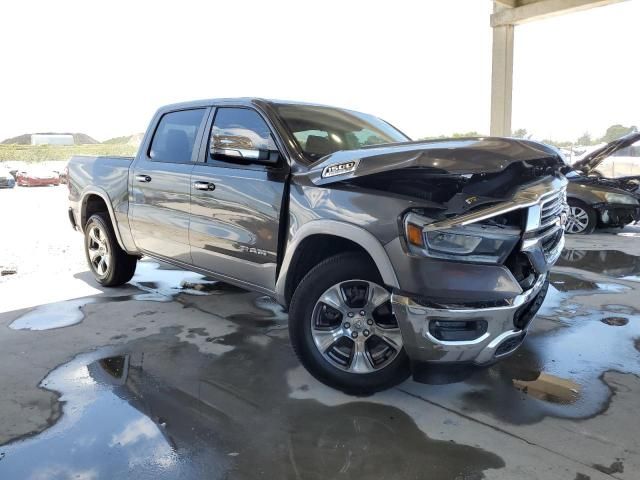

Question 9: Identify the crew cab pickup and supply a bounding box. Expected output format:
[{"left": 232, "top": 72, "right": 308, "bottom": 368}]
[{"left": 68, "top": 98, "right": 568, "bottom": 393}]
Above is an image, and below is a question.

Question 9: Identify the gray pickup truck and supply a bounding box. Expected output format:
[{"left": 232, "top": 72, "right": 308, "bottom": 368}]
[{"left": 68, "top": 98, "right": 568, "bottom": 393}]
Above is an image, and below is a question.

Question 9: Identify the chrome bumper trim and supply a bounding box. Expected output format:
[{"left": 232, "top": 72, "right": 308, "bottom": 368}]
[{"left": 391, "top": 273, "right": 547, "bottom": 364}]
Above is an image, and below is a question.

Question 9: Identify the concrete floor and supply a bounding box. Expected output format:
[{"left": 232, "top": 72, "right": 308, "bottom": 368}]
[{"left": 0, "top": 186, "right": 639, "bottom": 479}]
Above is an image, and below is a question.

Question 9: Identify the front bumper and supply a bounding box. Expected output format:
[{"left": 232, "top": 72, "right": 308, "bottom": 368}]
[
  {"left": 595, "top": 203, "right": 640, "bottom": 226},
  {"left": 391, "top": 270, "right": 549, "bottom": 365}
]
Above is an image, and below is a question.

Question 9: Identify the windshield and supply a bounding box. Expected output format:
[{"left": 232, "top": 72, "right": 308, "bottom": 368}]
[{"left": 274, "top": 104, "right": 410, "bottom": 162}]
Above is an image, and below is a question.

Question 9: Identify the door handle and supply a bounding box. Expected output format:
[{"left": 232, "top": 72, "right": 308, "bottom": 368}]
[
  {"left": 136, "top": 174, "right": 152, "bottom": 183},
  {"left": 194, "top": 181, "right": 216, "bottom": 191}
]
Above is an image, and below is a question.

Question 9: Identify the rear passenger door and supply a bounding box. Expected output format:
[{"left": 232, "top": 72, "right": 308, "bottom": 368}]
[
  {"left": 189, "top": 107, "right": 288, "bottom": 292},
  {"left": 129, "top": 108, "right": 208, "bottom": 263}
]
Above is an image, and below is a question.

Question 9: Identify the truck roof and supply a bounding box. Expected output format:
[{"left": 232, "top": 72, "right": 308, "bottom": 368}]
[{"left": 156, "top": 97, "right": 341, "bottom": 114}]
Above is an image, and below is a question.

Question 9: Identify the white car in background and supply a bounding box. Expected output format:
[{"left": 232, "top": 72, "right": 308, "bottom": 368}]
[{"left": 571, "top": 138, "right": 640, "bottom": 178}]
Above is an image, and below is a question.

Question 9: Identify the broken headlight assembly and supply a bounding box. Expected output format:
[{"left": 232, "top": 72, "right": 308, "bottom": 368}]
[
  {"left": 603, "top": 192, "right": 639, "bottom": 205},
  {"left": 403, "top": 212, "right": 521, "bottom": 264}
]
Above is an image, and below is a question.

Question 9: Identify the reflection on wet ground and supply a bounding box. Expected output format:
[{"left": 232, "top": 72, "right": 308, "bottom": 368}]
[
  {"left": 556, "top": 249, "right": 640, "bottom": 279},
  {"left": 0, "top": 328, "right": 503, "bottom": 479},
  {"left": 1, "top": 250, "right": 640, "bottom": 477}
]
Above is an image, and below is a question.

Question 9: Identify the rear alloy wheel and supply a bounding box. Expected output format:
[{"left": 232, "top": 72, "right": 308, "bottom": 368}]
[
  {"left": 289, "top": 252, "right": 409, "bottom": 394},
  {"left": 566, "top": 200, "right": 596, "bottom": 234},
  {"left": 87, "top": 224, "right": 111, "bottom": 276},
  {"left": 84, "top": 213, "right": 137, "bottom": 286}
]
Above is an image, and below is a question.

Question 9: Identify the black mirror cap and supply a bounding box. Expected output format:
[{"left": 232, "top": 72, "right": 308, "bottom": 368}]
[{"left": 259, "top": 149, "right": 281, "bottom": 164}]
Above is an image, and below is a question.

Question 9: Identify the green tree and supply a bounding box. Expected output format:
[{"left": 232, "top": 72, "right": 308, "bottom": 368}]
[
  {"left": 541, "top": 138, "right": 572, "bottom": 148},
  {"left": 600, "top": 124, "right": 638, "bottom": 143},
  {"left": 576, "top": 132, "right": 592, "bottom": 146},
  {"left": 512, "top": 128, "right": 530, "bottom": 139}
]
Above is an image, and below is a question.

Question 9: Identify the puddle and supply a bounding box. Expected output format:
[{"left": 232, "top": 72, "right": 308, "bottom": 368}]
[
  {"left": 0, "top": 328, "right": 504, "bottom": 479},
  {"left": 9, "top": 262, "right": 239, "bottom": 331},
  {"left": 549, "top": 273, "right": 630, "bottom": 294},
  {"left": 399, "top": 262, "right": 640, "bottom": 425},
  {"left": 556, "top": 249, "right": 640, "bottom": 279},
  {"left": 512, "top": 372, "right": 580, "bottom": 405},
  {"left": 450, "top": 307, "right": 640, "bottom": 423},
  {"left": 9, "top": 298, "right": 95, "bottom": 331},
  {"left": 130, "top": 262, "right": 220, "bottom": 300},
  {"left": 601, "top": 317, "right": 629, "bottom": 326}
]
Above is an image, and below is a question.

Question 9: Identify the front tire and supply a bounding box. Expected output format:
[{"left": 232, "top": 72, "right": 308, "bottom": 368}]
[
  {"left": 289, "top": 252, "right": 410, "bottom": 394},
  {"left": 566, "top": 199, "right": 597, "bottom": 234},
  {"left": 84, "top": 213, "right": 137, "bottom": 286}
]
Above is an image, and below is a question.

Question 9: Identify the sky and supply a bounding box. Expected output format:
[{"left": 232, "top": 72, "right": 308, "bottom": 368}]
[{"left": 0, "top": 0, "right": 638, "bottom": 143}]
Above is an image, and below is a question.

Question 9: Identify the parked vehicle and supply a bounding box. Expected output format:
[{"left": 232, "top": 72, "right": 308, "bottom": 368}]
[
  {"left": 16, "top": 167, "right": 60, "bottom": 187},
  {"left": 0, "top": 166, "right": 16, "bottom": 188},
  {"left": 565, "top": 133, "right": 640, "bottom": 234},
  {"left": 67, "top": 98, "right": 568, "bottom": 392}
]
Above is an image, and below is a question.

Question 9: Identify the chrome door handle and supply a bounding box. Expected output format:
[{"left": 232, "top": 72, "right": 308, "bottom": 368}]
[
  {"left": 194, "top": 181, "right": 216, "bottom": 191},
  {"left": 135, "top": 174, "right": 152, "bottom": 183}
]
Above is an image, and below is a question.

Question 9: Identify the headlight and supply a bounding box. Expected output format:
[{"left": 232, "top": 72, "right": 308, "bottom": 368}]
[
  {"left": 425, "top": 231, "right": 481, "bottom": 254},
  {"left": 404, "top": 212, "right": 521, "bottom": 264},
  {"left": 604, "top": 192, "right": 639, "bottom": 205}
]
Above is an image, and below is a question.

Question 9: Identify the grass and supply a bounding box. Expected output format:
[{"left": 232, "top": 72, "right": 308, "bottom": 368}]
[{"left": 0, "top": 144, "right": 138, "bottom": 163}]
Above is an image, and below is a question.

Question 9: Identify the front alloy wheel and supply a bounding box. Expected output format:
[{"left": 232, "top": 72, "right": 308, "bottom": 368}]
[
  {"left": 311, "top": 280, "right": 404, "bottom": 374},
  {"left": 289, "top": 252, "right": 410, "bottom": 394}
]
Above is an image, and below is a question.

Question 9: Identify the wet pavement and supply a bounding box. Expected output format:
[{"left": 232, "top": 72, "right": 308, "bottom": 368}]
[{"left": 0, "top": 189, "right": 639, "bottom": 479}]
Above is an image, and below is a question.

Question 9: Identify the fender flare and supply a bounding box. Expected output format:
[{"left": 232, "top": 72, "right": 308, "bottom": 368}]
[
  {"left": 79, "top": 187, "right": 127, "bottom": 251},
  {"left": 275, "top": 220, "right": 400, "bottom": 304}
]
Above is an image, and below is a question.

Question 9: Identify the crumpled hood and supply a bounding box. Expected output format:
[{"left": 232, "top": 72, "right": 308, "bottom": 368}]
[
  {"left": 572, "top": 132, "right": 640, "bottom": 174},
  {"left": 303, "top": 137, "right": 563, "bottom": 186}
]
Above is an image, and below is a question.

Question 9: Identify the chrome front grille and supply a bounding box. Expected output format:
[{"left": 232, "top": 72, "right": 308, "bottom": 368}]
[
  {"left": 539, "top": 189, "right": 566, "bottom": 229},
  {"left": 522, "top": 186, "right": 567, "bottom": 267}
]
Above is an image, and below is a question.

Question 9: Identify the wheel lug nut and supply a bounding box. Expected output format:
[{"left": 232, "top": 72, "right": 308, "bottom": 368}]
[
  {"left": 367, "top": 319, "right": 373, "bottom": 325},
  {"left": 343, "top": 322, "right": 350, "bottom": 329},
  {"left": 347, "top": 312, "right": 354, "bottom": 318},
  {"left": 363, "top": 329, "right": 370, "bottom": 337},
  {"left": 351, "top": 331, "right": 358, "bottom": 339},
  {"left": 359, "top": 310, "right": 365, "bottom": 316}
]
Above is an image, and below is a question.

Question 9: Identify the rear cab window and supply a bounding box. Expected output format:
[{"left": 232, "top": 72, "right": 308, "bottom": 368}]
[{"left": 149, "top": 109, "right": 207, "bottom": 163}]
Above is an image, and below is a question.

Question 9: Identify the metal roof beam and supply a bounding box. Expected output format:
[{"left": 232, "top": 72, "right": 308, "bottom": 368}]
[{"left": 491, "top": 0, "right": 627, "bottom": 27}]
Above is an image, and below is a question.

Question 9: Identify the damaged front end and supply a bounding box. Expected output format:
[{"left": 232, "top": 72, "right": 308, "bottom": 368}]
[
  {"left": 304, "top": 137, "right": 568, "bottom": 367},
  {"left": 391, "top": 174, "right": 566, "bottom": 367}
]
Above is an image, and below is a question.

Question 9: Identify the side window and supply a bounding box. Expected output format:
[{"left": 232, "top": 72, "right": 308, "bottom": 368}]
[
  {"left": 149, "top": 109, "right": 206, "bottom": 163},
  {"left": 210, "top": 108, "right": 277, "bottom": 162}
]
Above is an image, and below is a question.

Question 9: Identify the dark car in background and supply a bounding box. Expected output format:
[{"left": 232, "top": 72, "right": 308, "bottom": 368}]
[
  {"left": 0, "top": 166, "right": 16, "bottom": 188},
  {"left": 565, "top": 132, "right": 640, "bottom": 234}
]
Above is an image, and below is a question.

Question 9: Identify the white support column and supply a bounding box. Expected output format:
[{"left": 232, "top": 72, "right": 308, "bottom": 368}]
[{"left": 490, "top": 22, "right": 514, "bottom": 137}]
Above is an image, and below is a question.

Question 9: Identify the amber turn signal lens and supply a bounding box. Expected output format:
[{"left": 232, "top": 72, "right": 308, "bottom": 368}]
[{"left": 406, "top": 223, "right": 424, "bottom": 247}]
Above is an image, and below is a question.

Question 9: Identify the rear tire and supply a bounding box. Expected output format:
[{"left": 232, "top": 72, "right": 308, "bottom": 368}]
[
  {"left": 84, "top": 213, "right": 137, "bottom": 286},
  {"left": 566, "top": 199, "right": 597, "bottom": 234},
  {"left": 289, "top": 252, "right": 410, "bottom": 394}
]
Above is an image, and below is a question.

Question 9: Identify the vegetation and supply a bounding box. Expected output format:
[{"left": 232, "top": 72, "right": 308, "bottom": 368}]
[
  {"left": 510, "top": 124, "right": 638, "bottom": 148},
  {"left": 103, "top": 135, "right": 135, "bottom": 144},
  {"left": 600, "top": 124, "right": 638, "bottom": 143},
  {"left": 0, "top": 144, "right": 138, "bottom": 163},
  {"left": 1, "top": 132, "right": 99, "bottom": 145}
]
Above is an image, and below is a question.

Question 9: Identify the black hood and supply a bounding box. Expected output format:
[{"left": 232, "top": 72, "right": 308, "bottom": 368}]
[
  {"left": 572, "top": 132, "right": 640, "bottom": 174},
  {"left": 303, "top": 137, "right": 564, "bottom": 186}
]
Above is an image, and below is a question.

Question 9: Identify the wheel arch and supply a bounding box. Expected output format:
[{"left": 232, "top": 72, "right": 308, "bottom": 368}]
[
  {"left": 80, "top": 188, "right": 127, "bottom": 251},
  {"left": 275, "top": 221, "right": 399, "bottom": 307}
]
